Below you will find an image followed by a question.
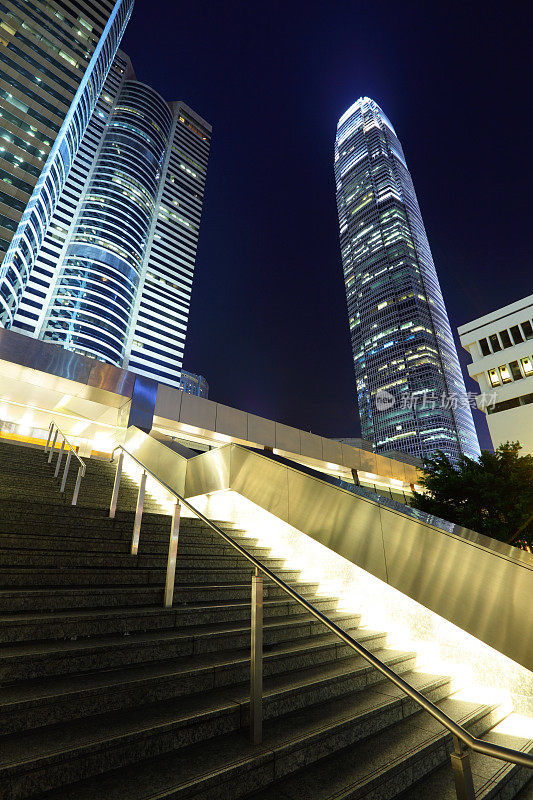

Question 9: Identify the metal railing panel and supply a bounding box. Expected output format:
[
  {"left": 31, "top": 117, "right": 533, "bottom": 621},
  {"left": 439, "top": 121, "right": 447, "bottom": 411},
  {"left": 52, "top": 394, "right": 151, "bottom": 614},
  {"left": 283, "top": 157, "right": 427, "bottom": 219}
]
[
  {"left": 45, "top": 422, "right": 86, "bottom": 505},
  {"left": 185, "top": 442, "right": 533, "bottom": 674},
  {"left": 110, "top": 435, "right": 533, "bottom": 783}
]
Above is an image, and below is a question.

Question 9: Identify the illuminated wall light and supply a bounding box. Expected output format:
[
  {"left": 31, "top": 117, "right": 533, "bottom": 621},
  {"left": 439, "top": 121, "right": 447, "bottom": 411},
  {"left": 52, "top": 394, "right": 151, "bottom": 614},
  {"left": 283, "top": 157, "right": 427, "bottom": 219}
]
[
  {"left": 92, "top": 430, "right": 115, "bottom": 453},
  {"left": 17, "top": 413, "right": 33, "bottom": 437},
  {"left": 71, "top": 420, "right": 91, "bottom": 436},
  {"left": 214, "top": 432, "right": 232, "bottom": 444},
  {"left": 185, "top": 489, "right": 533, "bottom": 712}
]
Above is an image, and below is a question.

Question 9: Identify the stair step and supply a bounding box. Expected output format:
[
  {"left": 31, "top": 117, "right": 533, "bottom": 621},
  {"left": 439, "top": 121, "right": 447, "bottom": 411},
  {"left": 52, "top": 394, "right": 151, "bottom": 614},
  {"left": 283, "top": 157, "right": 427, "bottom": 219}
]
[
  {"left": 0, "top": 611, "right": 364, "bottom": 680},
  {"left": 0, "top": 533, "right": 270, "bottom": 559},
  {"left": 17, "top": 677, "right": 486, "bottom": 800},
  {"left": 0, "top": 581, "right": 322, "bottom": 612},
  {"left": 0, "top": 566, "right": 304, "bottom": 588},
  {"left": 0, "top": 668, "right": 454, "bottom": 800},
  {"left": 393, "top": 718, "right": 533, "bottom": 799},
  {"left": 3, "top": 441, "right": 524, "bottom": 800},
  {"left": 0, "top": 596, "right": 342, "bottom": 642},
  {"left": 0, "top": 551, "right": 288, "bottom": 570},
  {"left": 0, "top": 638, "right": 406, "bottom": 734},
  {"left": 245, "top": 693, "right": 510, "bottom": 800}
]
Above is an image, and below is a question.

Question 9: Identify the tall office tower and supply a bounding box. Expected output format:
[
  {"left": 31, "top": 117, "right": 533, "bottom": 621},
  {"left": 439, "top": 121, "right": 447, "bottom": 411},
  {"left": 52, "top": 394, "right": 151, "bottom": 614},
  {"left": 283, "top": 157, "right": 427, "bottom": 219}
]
[
  {"left": 11, "top": 54, "right": 211, "bottom": 388},
  {"left": 122, "top": 102, "right": 211, "bottom": 386},
  {"left": 179, "top": 370, "right": 209, "bottom": 398},
  {"left": 335, "top": 97, "right": 480, "bottom": 461},
  {"left": 0, "top": 0, "right": 133, "bottom": 327},
  {"left": 11, "top": 49, "right": 132, "bottom": 335}
]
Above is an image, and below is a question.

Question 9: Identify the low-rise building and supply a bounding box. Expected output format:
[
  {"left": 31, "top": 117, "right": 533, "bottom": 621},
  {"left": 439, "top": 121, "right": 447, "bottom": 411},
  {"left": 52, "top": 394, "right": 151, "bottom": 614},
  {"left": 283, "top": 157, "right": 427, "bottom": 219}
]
[{"left": 458, "top": 294, "right": 533, "bottom": 455}]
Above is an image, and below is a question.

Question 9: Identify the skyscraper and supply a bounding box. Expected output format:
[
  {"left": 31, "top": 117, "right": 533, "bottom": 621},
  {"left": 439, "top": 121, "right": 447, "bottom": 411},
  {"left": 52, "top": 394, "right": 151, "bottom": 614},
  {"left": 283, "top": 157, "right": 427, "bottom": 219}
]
[
  {"left": 0, "top": 0, "right": 134, "bottom": 326},
  {"left": 335, "top": 97, "right": 480, "bottom": 461},
  {"left": 7, "top": 44, "right": 211, "bottom": 388}
]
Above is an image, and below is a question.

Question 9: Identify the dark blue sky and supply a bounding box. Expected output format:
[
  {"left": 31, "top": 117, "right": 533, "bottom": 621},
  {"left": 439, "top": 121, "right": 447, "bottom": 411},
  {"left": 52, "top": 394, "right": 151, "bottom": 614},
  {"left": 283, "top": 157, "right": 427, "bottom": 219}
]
[{"left": 122, "top": 0, "right": 531, "bottom": 451}]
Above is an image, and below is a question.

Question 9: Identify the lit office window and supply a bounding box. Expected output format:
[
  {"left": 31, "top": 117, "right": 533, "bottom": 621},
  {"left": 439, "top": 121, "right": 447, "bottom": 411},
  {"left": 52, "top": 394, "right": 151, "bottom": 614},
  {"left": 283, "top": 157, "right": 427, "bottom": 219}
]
[
  {"left": 499, "top": 365, "right": 512, "bottom": 384},
  {"left": 521, "top": 356, "right": 533, "bottom": 376},
  {"left": 488, "top": 368, "right": 500, "bottom": 387}
]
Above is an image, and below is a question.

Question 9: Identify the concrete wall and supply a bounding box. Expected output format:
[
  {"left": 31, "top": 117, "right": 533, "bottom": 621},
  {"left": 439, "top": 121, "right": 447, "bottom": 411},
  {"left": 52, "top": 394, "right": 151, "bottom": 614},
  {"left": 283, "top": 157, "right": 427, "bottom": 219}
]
[{"left": 154, "top": 383, "right": 420, "bottom": 486}]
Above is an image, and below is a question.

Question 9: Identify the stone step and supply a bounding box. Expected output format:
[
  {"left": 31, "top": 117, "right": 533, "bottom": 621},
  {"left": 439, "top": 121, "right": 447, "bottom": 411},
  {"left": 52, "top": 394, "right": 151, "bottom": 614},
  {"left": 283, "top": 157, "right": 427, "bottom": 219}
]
[
  {"left": 0, "top": 581, "right": 322, "bottom": 612},
  {"left": 0, "top": 596, "right": 342, "bottom": 643},
  {"left": 392, "top": 719, "right": 533, "bottom": 800},
  {"left": 0, "top": 550, "right": 288, "bottom": 571},
  {"left": 0, "top": 510, "right": 241, "bottom": 538},
  {"left": 0, "top": 532, "right": 272, "bottom": 560},
  {"left": 0, "top": 611, "right": 364, "bottom": 681},
  {"left": 515, "top": 776, "right": 533, "bottom": 799},
  {"left": 0, "top": 565, "right": 304, "bottom": 588},
  {"left": 3, "top": 440, "right": 525, "bottom": 800},
  {"left": 246, "top": 693, "right": 510, "bottom": 800},
  {"left": 0, "top": 634, "right": 402, "bottom": 735},
  {"left": 18, "top": 676, "right": 482, "bottom": 800},
  {"left": 0, "top": 523, "right": 244, "bottom": 548},
  {"left": 0, "top": 503, "right": 171, "bottom": 528}
]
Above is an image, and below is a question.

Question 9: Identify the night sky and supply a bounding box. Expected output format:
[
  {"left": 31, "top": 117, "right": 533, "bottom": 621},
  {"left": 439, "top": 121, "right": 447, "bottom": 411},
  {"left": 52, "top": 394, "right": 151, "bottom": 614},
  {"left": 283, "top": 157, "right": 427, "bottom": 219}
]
[{"left": 122, "top": 0, "right": 532, "bottom": 452}]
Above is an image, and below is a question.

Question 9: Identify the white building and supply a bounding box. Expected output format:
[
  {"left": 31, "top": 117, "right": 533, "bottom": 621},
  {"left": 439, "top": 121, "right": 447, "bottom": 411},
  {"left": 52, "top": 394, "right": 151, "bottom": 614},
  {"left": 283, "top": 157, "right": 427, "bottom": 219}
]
[{"left": 458, "top": 294, "right": 533, "bottom": 455}]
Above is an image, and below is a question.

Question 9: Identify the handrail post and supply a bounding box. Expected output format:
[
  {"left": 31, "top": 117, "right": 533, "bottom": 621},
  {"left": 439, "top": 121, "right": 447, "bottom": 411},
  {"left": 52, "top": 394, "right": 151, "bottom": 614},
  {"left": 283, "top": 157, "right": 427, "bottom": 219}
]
[
  {"left": 72, "top": 466, "right": 83, "bottom": 506},
  {"left": 450, "top": 735, "right": 475, "bottom": 800},
  {"left": 109, "top": 451, "right": 124, "bottom": 519},
  {"left": 60, "top": 451, "right": 72, "bottom": 493},
  {"left": 44, "top": 423, "right": 53, "bottom": 453},
  {"left": 54, "top": 438, "right": 65, "bottom": 477},
  {"left": 131, "top": 471, "right": 146, "bottom": 555},
  {"left": 163, "top": 500, "right": 181, "bottom": 607},
  {"left": 47, "top": 428, "right": 58, "bottom": 463},
  {"left": 250, "top": 567, "right": 263, "bottom": 744}
]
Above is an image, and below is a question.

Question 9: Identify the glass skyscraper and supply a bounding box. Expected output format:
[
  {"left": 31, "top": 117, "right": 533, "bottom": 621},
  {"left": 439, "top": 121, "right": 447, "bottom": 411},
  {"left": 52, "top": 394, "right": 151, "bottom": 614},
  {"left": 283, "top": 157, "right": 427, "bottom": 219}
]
[
  {"left": 0, "top": 3, "right": 211, "bottom": 390},
  {"left": 8, "top": 46, "right": 211, "bottom": 388},
  {"left": 335, "top": 97, "right": 480, "bottom": 461},
  {"left": 0, "top": 0, "right": 134, "bottom": 326}
]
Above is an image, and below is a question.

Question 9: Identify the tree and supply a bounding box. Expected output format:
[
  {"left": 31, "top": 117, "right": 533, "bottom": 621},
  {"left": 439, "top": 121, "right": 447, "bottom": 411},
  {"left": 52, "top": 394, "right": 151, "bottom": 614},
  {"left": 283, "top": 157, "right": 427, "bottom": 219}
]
[{"left": 410, "top": 442, "right": 533, "bottom": 550}]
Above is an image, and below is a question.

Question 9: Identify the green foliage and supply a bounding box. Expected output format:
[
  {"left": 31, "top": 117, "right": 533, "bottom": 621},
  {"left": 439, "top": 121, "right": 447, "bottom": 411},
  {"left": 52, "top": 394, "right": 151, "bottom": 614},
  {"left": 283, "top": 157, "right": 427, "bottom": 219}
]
[{"left": 410, "top": 442, "right": 533, "bottom": 550}]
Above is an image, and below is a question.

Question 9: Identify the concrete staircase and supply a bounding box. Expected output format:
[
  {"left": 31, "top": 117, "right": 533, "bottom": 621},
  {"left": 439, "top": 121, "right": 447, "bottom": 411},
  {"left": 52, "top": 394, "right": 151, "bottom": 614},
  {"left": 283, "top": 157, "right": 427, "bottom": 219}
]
[{"left": 0, "top": 439, "right": 530, "bottom": 799}]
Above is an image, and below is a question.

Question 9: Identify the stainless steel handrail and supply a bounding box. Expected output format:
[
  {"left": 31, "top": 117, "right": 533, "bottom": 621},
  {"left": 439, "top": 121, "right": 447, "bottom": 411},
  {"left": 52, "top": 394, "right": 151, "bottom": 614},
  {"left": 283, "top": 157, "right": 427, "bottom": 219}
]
[
  {"left": 112, "top": 444, "right": 533, "bottom": 796},
  {"left": 45, "top": 421, "right": 86, "bottom": 504}
]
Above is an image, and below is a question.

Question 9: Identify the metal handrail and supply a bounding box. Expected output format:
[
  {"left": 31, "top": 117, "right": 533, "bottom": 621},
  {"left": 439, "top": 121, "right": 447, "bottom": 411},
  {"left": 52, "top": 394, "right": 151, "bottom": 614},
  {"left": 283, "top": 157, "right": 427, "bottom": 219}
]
[
  {"left": 45, "top": 422, "right": 86, "bottom": 504},
  {"left": 112, "top": 443, "right": 533, "bottom": 791}
]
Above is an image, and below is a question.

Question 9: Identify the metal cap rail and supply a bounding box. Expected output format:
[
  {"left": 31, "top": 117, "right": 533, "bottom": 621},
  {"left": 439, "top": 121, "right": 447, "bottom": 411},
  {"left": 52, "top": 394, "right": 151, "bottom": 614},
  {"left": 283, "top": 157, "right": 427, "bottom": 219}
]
[
  {"left": 110, "top": 443, "right": 533, "bottom": 800},
  {"left": 44, "top": 422, "right": 86, "bottom": 505}
]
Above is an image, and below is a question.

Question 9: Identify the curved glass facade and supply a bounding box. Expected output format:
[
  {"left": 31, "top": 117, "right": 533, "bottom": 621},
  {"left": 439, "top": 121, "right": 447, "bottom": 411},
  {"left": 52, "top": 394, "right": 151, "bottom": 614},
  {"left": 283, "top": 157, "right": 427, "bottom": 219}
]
[
  {"left": 0, "top": 0, "right": 133, "bottom": 328},
  {"left": 42, "top": 81, "right": 173, "bottom": 365},
  {"left": 335, "top": 97, "right": 480, "bottom": 461}
]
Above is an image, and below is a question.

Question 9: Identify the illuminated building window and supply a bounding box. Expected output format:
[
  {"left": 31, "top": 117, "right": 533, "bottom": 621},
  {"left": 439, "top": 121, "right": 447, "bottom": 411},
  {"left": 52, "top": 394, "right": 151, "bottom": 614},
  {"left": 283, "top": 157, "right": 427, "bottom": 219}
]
[
  {"left": 488, "top": 368, "right": 500, "bottom": 387},
  {"left": 498, "top": 365, "right": 512, "bottom": 384},
  {"left": 521, "top": 356, "right": 533, "bottom": 376}
]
